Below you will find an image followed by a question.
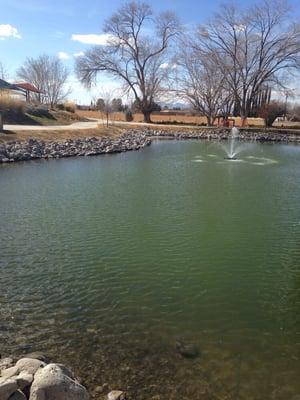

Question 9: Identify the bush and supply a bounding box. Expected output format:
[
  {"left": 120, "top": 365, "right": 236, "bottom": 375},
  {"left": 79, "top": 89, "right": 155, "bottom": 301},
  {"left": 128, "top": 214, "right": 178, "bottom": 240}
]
[
  {"left": 0, "top": 93, "right": 25, "bottom": 115},
  {"left": 64, "top": 101, "right": 76, "bottom": 113}
]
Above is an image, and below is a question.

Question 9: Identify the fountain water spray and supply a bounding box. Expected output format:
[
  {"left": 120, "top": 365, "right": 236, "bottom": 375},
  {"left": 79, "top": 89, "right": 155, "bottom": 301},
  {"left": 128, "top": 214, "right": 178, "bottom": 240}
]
[{"left": 224, "top": 127, "right": 240, "bottom": 160}]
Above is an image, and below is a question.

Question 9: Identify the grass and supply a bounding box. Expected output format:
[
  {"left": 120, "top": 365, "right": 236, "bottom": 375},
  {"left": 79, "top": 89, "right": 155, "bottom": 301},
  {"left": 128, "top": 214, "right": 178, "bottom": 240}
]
[{"left": 27, "top": 110, "right": 87, "bottom": 126}]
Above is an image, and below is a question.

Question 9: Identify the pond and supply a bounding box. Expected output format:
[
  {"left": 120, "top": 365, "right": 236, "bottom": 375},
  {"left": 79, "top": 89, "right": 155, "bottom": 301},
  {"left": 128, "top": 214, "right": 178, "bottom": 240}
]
[{"left": 1, "top": 139, "right": 299, "bottom": 400}]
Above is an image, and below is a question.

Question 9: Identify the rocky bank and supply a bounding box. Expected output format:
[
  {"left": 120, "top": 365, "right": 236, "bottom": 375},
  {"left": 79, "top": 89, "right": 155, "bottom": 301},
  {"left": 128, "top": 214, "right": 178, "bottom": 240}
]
[
  {"left": 0, "top": 128, "right": 299, "bottom": 164},
  {"left": 144, "top": 127, "right": 300, "bottom": 142},
  {"left": 0, "top": 132, "right": 151, "bottom": 164}
]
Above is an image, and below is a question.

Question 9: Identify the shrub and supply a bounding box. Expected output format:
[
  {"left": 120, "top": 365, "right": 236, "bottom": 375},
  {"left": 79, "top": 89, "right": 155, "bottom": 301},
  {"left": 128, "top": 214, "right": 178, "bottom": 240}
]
[
  {"left": 56, "top": 103, "right": 65, "bottom": 111},
  {"left": 64, "top": 101, "right": 76, "bottom": 113},
  {"left": 258, "top": 101, "right": 285, "bottom": 127},
  {"left": 125, "top": 109, "right": 133, "bottom": 122}
]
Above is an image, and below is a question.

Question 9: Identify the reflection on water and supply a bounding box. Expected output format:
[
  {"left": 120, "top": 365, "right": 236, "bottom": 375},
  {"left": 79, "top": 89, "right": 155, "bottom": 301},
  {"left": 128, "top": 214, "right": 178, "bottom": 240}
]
[
  {"left": 0, "top": 140, "right": 300, "bottom": 399},
  {"left": 193, "top": 149, "right": 279, "bottom": 166}
]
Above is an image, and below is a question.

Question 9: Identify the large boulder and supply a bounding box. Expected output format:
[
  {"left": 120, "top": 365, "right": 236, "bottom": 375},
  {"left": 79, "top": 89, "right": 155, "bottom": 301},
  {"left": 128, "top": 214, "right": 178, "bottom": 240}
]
[
  {"left": 1, "top": 359, "right": 45, "bottom": 380},
  {"left": 29, "top": 364, "right": 89, "bottom": 400}
]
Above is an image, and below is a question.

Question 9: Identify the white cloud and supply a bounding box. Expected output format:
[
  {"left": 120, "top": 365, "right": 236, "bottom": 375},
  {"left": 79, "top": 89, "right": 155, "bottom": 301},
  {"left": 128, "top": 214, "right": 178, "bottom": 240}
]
[
  {"left": 0, "top": 24, "right": 21, "bottom": 40},
  {"left": 66, "top": 74, "right": 124, "bottom": 105},
  {"left": 58, "top": 51, "right": 70, "bottom": 60},
  {"left": 160, "top": 62, "right": 177, "bottom": 69},
  {"left": 71, "top": 33, "right": 115, "bottom": 45},
  {"left": 73, "top": 51, "right": 84, "bottom": 57}
]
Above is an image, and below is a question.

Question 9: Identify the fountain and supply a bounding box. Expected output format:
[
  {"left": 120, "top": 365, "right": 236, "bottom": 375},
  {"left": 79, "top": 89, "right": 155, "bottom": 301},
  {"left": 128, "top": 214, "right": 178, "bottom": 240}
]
[{"left": 224, "top": 126, "right": 240, "bottom": 160}]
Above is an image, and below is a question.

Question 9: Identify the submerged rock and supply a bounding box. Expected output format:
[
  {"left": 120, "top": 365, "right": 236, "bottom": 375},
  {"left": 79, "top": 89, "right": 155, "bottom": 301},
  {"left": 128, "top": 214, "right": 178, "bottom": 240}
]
[
  {"left": 176, "top": 340, "right": 200, "bottom": 359},
  {"left": 107, "top": 390, "right": 126, "bottom": 400}
]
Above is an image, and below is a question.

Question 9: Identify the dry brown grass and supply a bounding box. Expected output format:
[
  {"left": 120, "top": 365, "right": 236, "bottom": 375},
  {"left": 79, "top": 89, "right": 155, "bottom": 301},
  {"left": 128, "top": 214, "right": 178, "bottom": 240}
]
[
  {"left": 0, "top": 125, "right": 127, "bottom": 144},
  {"left": 77, "top": 110, "right": 266, "bottom": 127},
  {"left": 0, "top": 93, "right": 25, "bottom": 115}
]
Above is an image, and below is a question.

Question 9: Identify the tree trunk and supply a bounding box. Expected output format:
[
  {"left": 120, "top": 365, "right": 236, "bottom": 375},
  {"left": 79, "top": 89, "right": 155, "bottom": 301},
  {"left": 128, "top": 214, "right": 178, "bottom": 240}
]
[
  {"left": 206, "top": 116, "right": 213, "bottom": 126},
  {"left": 241, "top": 116, "right": 248, "bottom": 127},
  {"left": 143, "top": 111, "right": 152, "bottom": 123},
  {"left": 0, "top": 111, "right": 3, "bottom": 132}
]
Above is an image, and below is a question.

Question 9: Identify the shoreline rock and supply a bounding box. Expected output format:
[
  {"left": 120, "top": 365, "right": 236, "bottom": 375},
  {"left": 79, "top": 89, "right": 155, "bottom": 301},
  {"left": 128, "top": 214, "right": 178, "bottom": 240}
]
[
  {"left": 0, "top": 356, "right": 89, "bottom": 400},
  {"left": 0, "top": 128, "right": 299, "bottom": 164}
]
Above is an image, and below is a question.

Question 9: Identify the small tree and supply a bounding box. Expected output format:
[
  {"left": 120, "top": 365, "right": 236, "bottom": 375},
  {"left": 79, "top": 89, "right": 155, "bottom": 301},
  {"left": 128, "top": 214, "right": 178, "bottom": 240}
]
[
  {"left": 17, "top": 54, "right": 70, "bottom": 107},
  {"left": 76, "top": 1, "right": 180, "bottom": 123},
  {"left": 96, "top": 93, "right": 115, "bottom": 127}
]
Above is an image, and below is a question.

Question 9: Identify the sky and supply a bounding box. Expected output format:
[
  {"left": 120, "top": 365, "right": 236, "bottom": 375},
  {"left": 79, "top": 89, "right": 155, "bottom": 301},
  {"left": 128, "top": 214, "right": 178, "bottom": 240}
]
[{"left": 1, "top": 0, "right": 300, "bottom": 104}]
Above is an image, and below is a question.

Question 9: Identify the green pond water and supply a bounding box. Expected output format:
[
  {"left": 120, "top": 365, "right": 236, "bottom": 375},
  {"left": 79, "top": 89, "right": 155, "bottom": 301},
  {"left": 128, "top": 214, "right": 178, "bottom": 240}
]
[{"left": 0, "top": 139, "right": 299, "bottom": 400}]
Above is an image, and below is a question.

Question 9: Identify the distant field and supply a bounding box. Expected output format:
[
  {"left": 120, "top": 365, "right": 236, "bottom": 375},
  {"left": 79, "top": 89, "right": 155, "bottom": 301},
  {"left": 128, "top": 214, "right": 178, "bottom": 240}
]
[
  {"left": 77, "top": 110, "right": 267, "bottom": 127},
  {"left": 77, "top": 110, "right": 300, "bottom": 129}
]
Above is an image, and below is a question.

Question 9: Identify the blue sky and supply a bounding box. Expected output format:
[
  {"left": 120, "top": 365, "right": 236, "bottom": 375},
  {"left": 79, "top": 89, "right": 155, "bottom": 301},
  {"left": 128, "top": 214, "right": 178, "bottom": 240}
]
[{"left": 1, "top": 0, "right": 300, "bottom": 104}]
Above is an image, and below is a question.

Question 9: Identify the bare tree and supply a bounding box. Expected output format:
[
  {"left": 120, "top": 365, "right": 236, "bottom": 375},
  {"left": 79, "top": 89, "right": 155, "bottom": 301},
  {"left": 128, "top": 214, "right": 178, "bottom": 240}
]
[
  {"left": 76, "top": 1, "right": 180, "bottom": 123},
  {"left": 195, "top": 0, "right": 300, "bottom": 125},
  {"left": 174, "top": 42, "right": 233, "bottom": 126},
  {"left": 17, "top": 55, "right": 70, "bottom": 107}
]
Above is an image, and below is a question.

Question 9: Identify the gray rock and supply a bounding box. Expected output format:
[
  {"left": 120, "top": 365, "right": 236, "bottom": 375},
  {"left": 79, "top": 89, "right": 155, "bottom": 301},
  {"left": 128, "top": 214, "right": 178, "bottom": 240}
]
[
  {"left": 29, "top": 363, "right": 89, "bottom": 400},
  {"left": 15, "top": 371, "right": 33, "bottom": 390},
  {"left": 107, "top": 390, "right": 126, "bottom": 400},
  {"left": 8, "top": 389, "right": 26, "bottom": 400},
  {"left": 0, "top": 359, "right": 14, "bottom": 372},
  {"left": 1, "top": 367, "right": 19, "bottom": 380},
  {"left": 0, "top": 379, "right": 18, "bottom": 400},
  {"left": 22, "top": 353, "right": 49, "bottom": 364},
  {"left": 15, "top": 358, "right": 46, "bottom": 375}
]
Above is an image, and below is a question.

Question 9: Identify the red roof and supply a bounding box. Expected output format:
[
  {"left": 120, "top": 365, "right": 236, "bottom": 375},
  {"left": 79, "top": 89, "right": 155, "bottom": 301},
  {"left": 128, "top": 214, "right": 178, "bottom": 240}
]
[{"left": 14, "top": 82, "right": 43, "bottom": 93}]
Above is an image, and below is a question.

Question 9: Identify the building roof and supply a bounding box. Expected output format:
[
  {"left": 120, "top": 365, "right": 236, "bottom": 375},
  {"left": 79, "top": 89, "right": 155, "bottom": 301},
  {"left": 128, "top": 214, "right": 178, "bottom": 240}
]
[
  {"left": 0, "top": 78, "right": 20, "bottom": 91},
  {"left": 14, "top": 82, "right": 43, "bottom": 94}
]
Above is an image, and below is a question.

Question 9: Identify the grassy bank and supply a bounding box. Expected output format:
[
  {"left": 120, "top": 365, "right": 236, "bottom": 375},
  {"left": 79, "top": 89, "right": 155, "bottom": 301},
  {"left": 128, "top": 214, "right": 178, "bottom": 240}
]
[
  {"left": 0, "top": 96, "right": 87, "bottom": 126},
  {"left": 0, "top": 125, "right": 127, "bottom": 144}
]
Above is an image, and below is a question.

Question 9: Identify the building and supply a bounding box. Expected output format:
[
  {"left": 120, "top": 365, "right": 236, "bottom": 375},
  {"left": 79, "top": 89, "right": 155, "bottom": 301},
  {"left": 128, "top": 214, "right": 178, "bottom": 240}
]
[
  {"left": 13, "top": 82, "right": 44, "bottom": 102},
  {"left": 0, "top": 78, "right": 21, "bottom": 93}
]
